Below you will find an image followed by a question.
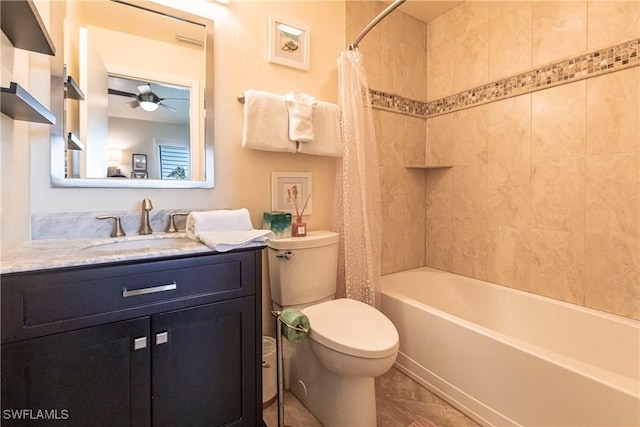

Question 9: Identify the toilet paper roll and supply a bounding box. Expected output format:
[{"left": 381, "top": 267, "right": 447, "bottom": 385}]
[{"left": 280, "top": 308, "right": 310, "bottom": 343}]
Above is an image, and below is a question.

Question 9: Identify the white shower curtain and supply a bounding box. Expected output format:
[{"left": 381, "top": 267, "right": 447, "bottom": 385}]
[{"left": 334, "top": 49, "right": 382, "bottom": 308}]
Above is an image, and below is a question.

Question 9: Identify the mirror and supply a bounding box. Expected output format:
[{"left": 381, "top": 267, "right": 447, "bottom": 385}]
[{"left": 51, "top": 0, "right": 214, "bottom": 188}]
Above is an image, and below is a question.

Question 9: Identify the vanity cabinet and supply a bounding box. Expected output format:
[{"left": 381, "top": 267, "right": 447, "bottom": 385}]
[{"left": 1, "top": 249, "right": 264, "bottom": 427}]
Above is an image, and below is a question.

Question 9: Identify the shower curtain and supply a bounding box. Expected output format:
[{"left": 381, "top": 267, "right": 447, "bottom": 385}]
[{"left": 334, "top": 49, "right": 382, "bottom": 308}]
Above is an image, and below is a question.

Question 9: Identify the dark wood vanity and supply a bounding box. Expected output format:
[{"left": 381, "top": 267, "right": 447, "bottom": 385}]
[{"left": 1, "top": 248, "right": 264, "bottom": 426}]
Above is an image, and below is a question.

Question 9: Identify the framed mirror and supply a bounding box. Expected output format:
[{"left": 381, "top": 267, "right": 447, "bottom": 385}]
[{"left": 50, "top": 0, "right": 214, "bottom": 188}]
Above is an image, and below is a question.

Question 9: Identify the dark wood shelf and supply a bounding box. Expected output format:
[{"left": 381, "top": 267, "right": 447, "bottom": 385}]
[
  {"left": 65, "top": 76, "right": 85, "bottom": 100},
  {"left": 67, "top": 133, "right": 85, "bottom": 151},
  {"left": 1, "top": 82, "right": 55, "bottom": 125},
  {"left": 1, "top": 0, "right": 55, "bottom": 56}
]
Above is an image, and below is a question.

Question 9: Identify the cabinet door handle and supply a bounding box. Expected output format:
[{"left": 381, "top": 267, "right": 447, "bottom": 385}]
[
  {"left": 134, "top": 336, "right": 148, "bottom": 350},
  {"left": 122, "top": 281, "right": 177, "bottom": 298},
  {"left": 156, "top": 332, "right": 169, "bottom": 345}
]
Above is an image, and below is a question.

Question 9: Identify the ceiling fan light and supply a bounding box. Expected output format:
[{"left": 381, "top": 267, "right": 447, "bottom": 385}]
[{"left": 140, "top": 100, "right": 158, "bottom": 112}]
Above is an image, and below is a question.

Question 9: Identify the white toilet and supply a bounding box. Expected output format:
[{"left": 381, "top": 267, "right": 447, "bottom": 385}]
[{"left": 268, "top": 230, "right": 399, "bottom": 427}]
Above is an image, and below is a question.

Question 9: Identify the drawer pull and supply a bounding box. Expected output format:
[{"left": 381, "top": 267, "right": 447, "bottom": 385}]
[
  {"left": 122, "top": 281, "right": 177, "bottom": 298},
  {"left": 134, "top": 336, "right": 148, "bottom": 350}
]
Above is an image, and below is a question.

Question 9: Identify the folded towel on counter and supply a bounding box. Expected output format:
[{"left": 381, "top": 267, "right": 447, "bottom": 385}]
[
  {"left": 296, "top": 101, "right": 342, "bottom": 157},
  {"left": 242, "top": 90, "right": 296, "bottom": 153},
  {"left": 186, "top": 209, "right": 253, "bottom": 239},
  {"left": 284, "top": 91, "right": 317, "bottom": 143},
  {"left": 196, "top": 229, "right": 276, "bottom": 252}
]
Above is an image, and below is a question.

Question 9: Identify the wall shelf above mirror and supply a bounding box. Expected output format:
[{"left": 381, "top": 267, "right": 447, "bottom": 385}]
[
  {"left": 1, "top": 82, "right": 56, "bottom": 125},
  {"left": 65, "top": 76, "right": 85, "bottom": 100},
  {"left": 50, "top": 0, "right": 214, "bottom": 188},
  {"left": 1, "top": 0, "right": 56, "bottom": 56}
]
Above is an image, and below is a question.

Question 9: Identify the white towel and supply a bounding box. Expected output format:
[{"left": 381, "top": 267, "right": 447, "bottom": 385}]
[
  {"left": 284, "top": 91, "right": 317, "bottom": 143},
  {"left": 242, "top": 90, "right": 296, "bottom": 153},
  {"left": 196, "top": 230, "right": 276, "bottom": 252},
  {"left": 186, "top": 209, "right": 253, "bottom": 239},
  {"left": 296, "top": 101, "right": 342, "bottom": 157}
]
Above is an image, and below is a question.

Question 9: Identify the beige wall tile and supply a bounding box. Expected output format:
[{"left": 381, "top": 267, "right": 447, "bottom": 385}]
[
  {"left": 403, "top": 116, "right": 426, "bottom": 167},
  {"left": 381, "top": 165, "right": 406, "bottom": 274},
  {"left": 586, "top": 68, "right": 640, "bottom": 155},
  {"left": 403, "top": 169, "right": 426, "bottom": 269},
  {"left": 531, "top": 158, "right": 585, "bottom": 232},
  {"left": 453, "top": 164, "right": 488, "bottom": 223},
  {"left": 588, "top": 0, "right": 640, "bottom": 50},
  {"left": 374, "top": 110, "right": 403, "bottom": 167},
  {"left": 452, "top": 221, "right": 490, "bottom": 280},
  {"left": 585, "top": 233, "right": 639, "bottom": 319},
  {"left": 426, "top": 114, "right": 454, "bottom": 166},
  {"left": 427, "top": 8, "right": 454, "bottom": 51},
  {"left": 586, "top": 153, "right": 639, "bottom": 238},
  {"left": 530, "top": 228, "right": 585, "bottom": 304},
  {"left": 401, "top": 44, "right": 427, "bottom": 101},
  {"left": 402, "top": 10, "right": 426, "bottom": 51},
  {"left": 532, "top": 1, "right": 587, "bottom": 67},
  {"left": 426, "top": 168, "right": 453, "bottom": 222},
  {"left": 427, "top": 40, "right": 455, "bottom": 101},
  {"left": 454, "top": 1, "right": 490, "bottom": 37},
  {"left": 486, "top": 225, "right": 530, "bottom": 291},
  {"left": 489, "top": 2, "right": 532, "bottom": 81},
  {"left": 532, "top": 81, "right": 586, "bottom": 160},
  {"left": 488, "top": 94, "right": 531, "bottom": 164},
  {"left": 490, "top": 1, "right": 530, "bottom": 20},
  {"left": 453, "top": 105, "right": 489, "bottom": 165},
  {"left": 488, "top": 162, "right": 531, "bottom": 228},
  {"left": 426, "top": 217, "right": 453, "bottom": 271},
  {"left": 454, "top": 22, "right": 489, "bottom": 93}
]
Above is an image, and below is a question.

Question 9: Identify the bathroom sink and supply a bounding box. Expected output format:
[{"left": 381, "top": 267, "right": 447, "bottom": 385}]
[{"left": 85, "top": 236, "right": 196, "bottom": 253}]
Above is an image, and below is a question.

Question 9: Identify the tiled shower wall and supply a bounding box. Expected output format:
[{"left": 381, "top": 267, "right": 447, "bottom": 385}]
[
  {"left": 347, "top": 1, "right": 640, "bottom": 320},
  {"left": 346, "top": 1, "right": 429, "bottom": 274}
]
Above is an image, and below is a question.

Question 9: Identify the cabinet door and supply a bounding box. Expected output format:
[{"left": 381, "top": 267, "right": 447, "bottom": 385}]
[
  {"left": 152, "top": 297, "right": 256, "bottom": 427},
  {"left": 1, "top": 318, "right": 150, "bottom": 427}
]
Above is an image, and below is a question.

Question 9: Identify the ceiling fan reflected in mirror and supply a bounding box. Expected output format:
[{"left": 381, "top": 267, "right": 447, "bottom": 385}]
[{"left": 108, "top": 83, "right": 188, "bottom": 112}]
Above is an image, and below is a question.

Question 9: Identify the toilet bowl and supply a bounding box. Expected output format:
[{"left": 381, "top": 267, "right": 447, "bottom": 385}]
[{"left": 268, "top": 231, "right": 399, "bottom": 426}]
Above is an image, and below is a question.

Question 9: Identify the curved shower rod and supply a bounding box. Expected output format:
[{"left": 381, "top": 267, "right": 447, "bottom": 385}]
[{"left": 348, "top": 0, "right": 407, "bottom": 50}]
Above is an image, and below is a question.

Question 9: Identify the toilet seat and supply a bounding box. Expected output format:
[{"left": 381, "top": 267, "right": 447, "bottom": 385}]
[{"left": 302, "top": 298, "right": 399, "bottom": 359}]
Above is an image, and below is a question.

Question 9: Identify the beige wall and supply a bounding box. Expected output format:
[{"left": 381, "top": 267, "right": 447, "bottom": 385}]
[
  {"left": 350, "top": 1, "right": 639, "bottom": 320},
  {"left": 1, "top": 1, "right": 345, "bottom": 252}
]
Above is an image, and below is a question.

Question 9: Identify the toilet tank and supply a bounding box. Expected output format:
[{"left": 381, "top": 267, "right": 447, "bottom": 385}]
[{"left": 268, "top": 230, "right": 339, "bottom": 308}]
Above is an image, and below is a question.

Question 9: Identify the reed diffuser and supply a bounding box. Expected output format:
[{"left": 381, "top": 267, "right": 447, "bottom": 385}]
[{"left": 292, "top": 194, "right": 311, "bottom": 237}]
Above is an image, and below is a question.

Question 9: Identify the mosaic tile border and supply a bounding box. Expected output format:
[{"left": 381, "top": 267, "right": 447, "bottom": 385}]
[{"left": 370, "top": 37, "right": 639, "bottom": 119}]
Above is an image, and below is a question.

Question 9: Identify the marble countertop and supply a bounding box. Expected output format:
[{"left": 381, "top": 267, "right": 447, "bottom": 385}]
[{"left": 1, "top": 233, "right": 214, "bottom": 274}]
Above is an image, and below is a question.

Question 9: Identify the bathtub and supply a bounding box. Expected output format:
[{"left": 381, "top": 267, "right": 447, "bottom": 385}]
[{"left": 380, "top": 267, "right": 640, "bottom": 427}]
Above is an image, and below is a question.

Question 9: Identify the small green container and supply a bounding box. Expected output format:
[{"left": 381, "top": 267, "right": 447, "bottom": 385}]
[{"left": 263, "top": 211, "right": 292, "bottom": 238}]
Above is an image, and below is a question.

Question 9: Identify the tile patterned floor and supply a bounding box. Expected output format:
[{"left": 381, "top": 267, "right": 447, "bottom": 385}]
[{"left": 263, "top": 367, "right": 481, "bottom": 427}]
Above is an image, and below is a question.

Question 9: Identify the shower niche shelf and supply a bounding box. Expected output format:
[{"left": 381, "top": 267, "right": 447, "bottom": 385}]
[
  {"left": 404, "top": 165, "right": 452, "bottom": 169},
  {"left": 1, "top": 82, "right": 56, "bottom": 125}
]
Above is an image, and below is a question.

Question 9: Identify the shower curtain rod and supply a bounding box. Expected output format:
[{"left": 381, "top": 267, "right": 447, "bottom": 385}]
[{"left": 348, "top": 0, "right": 406, "bottom": 50}]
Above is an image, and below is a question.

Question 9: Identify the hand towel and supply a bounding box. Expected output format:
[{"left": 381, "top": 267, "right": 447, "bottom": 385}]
[
  {"left": 242, "top": 90, "right": 296, "bottom": 153},
  {"left": 296, "top": 101, "right": 342, "bottom": 157},
  {"left": 284, "top": 91, "right": 316, "bottom": 143},
  {"left": 186, "top": 209, "right": 254, "bottom": 239},
  {"left": 195, "top": 230, "right": 276, "bottom": 252}
]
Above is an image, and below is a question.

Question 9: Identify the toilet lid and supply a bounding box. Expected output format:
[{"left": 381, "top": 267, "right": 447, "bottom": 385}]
[{"left": 302, "top": 298, "right": 399, "bottom": 359}]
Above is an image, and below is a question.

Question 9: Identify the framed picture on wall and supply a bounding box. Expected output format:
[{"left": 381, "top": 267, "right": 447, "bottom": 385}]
[
  {"left": 271, "top": 171, "right": 312, "bottom": 215},
  {"left": 132, "top": 154, "right": 147, "bottom": 171},
  {"left": 268, "top": 15, "right": 310, "bottom": 71}
]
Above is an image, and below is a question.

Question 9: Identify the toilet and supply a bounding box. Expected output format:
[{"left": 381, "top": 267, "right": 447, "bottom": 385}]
[{"left": 268, "top": 230, "right": 399, "bottom": 427}]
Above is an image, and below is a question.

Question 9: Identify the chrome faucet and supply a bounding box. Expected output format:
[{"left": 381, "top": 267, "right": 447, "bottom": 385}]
[{"left": 139, "top": 198, "right": 153, "bottom": 235}]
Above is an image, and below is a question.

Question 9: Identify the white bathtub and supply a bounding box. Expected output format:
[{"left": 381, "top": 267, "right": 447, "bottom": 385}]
[{"left": 380, "top": 267, "right": 640, "bottom": 427}]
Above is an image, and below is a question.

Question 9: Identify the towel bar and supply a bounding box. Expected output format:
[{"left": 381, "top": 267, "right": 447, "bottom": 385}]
[{"left": 237, "top": 93, "right": 245, "bottom": 103}]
